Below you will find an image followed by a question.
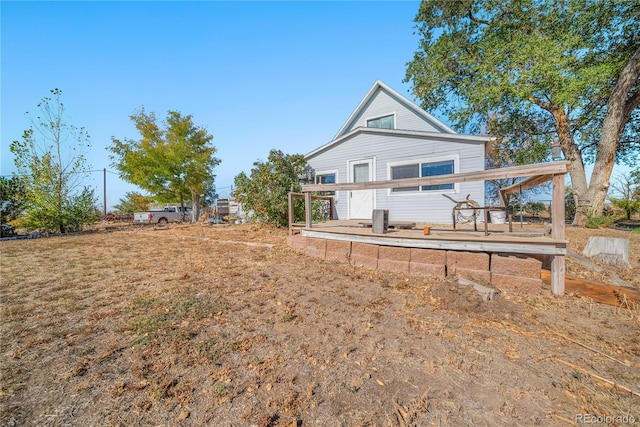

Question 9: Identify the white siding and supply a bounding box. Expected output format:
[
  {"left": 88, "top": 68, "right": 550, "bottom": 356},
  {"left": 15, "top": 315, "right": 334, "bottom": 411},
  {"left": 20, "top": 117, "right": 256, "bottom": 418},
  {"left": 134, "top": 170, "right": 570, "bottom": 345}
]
[
  {"left": 344, "top": 88, "right": 441, "bottom": 134},
  {"left": 307, "top": 132, "right": 485, "bottom": 223}
]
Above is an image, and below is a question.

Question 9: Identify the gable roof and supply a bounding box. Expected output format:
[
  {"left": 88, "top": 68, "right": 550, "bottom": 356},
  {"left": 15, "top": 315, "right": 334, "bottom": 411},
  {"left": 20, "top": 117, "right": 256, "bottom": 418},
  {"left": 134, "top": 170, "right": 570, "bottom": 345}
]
[{"left": 333, "top": 80, "right": 456, "bottom": 139}]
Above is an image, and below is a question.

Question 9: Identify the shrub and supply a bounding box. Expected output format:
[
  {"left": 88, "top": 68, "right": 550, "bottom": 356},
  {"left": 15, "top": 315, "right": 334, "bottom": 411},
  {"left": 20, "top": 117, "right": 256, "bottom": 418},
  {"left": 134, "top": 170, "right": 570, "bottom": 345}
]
[{"left": 585, "top": 209, "right": 617, "bottom": 229}]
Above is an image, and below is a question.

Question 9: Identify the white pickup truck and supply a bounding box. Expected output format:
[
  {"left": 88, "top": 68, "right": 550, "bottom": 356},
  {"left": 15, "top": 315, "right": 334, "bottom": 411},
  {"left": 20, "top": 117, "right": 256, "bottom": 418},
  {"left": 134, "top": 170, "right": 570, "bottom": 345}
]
[{"left": 133, "top": 206, "right": 192, "bottom": 225}]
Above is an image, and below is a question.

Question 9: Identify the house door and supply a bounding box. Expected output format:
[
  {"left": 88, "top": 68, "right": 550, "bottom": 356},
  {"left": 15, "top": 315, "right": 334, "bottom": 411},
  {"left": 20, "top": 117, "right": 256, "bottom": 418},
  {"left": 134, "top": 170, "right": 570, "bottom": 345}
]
[{"left": 349, "top": 159, "right": 374, "bottom": 219}]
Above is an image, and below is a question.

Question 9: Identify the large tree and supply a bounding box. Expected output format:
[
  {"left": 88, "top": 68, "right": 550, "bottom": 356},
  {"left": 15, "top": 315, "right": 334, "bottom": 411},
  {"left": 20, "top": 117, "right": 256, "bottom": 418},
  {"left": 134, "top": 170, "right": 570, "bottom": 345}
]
[
  {"left": 112, "top": 191, "right": 154, "bottom": 214},
  {"left": 405, "top": 0, "right": 640, "bottom": 225},
  {"left": 485, "top": 112, "right": 551, "bottom": 207},
  {"left": 109, "top": 109, "right": 220, "bottom": 222},
  {"left": 9, "top": 89, "right": 99, "bottom": 233},
  {"left": 0, "top": 176, "right": 28, "bottom": 225},
  {"left": 608, "top": 168, "right": 640, "bottom": 220},
  {"left": 233, "top": 150, "right": 306, "bottom": 227}
]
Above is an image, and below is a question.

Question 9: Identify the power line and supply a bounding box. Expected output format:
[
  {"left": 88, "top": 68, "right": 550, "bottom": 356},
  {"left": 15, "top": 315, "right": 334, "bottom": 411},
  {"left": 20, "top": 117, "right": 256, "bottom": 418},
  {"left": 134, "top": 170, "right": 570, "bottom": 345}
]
[{"left": 1, "top": 168, "right": 119, "bottom": 178}]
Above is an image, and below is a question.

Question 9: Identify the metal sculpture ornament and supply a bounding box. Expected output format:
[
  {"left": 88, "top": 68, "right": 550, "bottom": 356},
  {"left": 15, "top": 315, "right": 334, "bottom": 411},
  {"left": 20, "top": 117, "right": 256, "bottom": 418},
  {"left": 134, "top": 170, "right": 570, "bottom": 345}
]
[{"left": 443, "top": 194, "right": 481, "bottom": 224}]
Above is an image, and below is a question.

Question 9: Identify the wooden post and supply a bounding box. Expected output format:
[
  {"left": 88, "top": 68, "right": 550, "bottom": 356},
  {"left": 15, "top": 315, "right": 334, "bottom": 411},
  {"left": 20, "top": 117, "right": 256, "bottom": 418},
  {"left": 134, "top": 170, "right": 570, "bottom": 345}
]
[
  {"left": 551, "top": 173, "right": 566, "bottom": 296},
  {"left": 329, "top": 197, "right": 335, "bottom": 220},
  {"left": 103, "top": 168, "right": 107, "bottom": 217},
  {"left": 288, "top": 192, "right": 294, "bottom": 235},
  {"left": 305, "top": 192, "right": 312, "bottom": 229}
]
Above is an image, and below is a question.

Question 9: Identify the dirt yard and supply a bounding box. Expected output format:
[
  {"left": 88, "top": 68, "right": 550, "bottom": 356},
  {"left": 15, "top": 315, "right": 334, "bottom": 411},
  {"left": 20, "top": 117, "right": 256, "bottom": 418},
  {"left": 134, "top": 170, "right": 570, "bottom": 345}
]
[{"left": 1, "top": 223, "right": 639, "bottom": 426}]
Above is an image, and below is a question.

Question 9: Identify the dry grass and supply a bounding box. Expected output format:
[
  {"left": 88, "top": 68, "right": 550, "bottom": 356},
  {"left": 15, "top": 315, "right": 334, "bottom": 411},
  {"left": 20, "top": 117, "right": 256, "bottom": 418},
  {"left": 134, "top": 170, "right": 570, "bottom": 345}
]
[{"left": 1, "top": 223, "right": 638, "bottom": 426}]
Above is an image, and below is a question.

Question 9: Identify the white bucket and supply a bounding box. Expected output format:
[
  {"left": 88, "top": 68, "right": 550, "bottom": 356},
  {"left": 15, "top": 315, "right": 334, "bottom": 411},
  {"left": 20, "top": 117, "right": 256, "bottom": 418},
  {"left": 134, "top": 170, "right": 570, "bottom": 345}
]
[{"left": 489, "top": 210, "right": 507, "bottom": 224}]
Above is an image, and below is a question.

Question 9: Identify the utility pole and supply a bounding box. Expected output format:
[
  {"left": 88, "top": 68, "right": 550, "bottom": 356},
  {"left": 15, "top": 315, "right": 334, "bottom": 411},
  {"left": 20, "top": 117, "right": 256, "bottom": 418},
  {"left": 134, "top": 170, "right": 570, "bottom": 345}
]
[{"left": 103, "top": 168, "right": 107, "bottom": 216}]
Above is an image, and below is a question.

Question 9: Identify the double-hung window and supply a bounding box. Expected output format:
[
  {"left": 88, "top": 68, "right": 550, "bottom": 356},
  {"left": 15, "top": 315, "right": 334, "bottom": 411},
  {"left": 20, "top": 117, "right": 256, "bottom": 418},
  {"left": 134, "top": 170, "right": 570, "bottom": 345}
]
[{"left": 390, "top": 158, "right": 455, "bottom": 193}]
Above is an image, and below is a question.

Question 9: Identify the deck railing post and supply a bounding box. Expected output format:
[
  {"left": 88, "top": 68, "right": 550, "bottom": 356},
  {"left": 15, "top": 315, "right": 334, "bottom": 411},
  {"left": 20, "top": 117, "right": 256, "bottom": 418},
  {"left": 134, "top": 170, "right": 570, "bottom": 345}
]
[
  {"left": 330, "top": 197, "right": 335, "bottom": 220},
  {"left": 305, "top": 192, "right": 312, "bottom": 229},
  {"left": 288, "top": 192, "right": 294, "bottom": 235},
  {"left": 551, "top": 173, "right": 566, "bottom": 296}
]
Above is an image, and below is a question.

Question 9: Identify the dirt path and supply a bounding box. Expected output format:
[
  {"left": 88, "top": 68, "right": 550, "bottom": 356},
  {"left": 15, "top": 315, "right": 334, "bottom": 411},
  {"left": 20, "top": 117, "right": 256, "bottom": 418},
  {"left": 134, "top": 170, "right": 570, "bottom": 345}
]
[{"left": 1, "top": 224, "right": 638, "bottom": 426}]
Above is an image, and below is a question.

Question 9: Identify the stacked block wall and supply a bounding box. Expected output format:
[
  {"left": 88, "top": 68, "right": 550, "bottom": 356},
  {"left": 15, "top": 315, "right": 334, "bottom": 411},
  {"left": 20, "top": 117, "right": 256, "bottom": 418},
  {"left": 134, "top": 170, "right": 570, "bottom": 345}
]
[
  {"left": 446, "top": 251, "right": 491, "bottom": 283},
  {"left": 378, "top": 246, "right": 411, "bottom": 274},
  {"left": 350, "top": 242, "right": 379, "bottom": 270},
  {"left": 409, "top": 249, "right": 446, "bottom": 278},
  {"left": 325, "top": 240, "right": 351, "bottom": 263},
  {"left": 304, "top": 237, "right": 326, "bottom": 259},
  {"left": 490, "top": 254, "right": 543, "bottom": 294},
  {"left": 288, "top": 236, "right": 543, "bottom": 294}
]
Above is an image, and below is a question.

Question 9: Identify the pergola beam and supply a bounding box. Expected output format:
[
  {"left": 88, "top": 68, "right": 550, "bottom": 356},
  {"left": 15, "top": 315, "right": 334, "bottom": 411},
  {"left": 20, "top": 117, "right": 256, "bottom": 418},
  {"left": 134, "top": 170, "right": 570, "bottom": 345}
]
[
  {"left": 302, "top": 161, "right": 569, "bottom": 193},
  {"left": 500, "top": 174, "right": 555, "bottom": 195}
]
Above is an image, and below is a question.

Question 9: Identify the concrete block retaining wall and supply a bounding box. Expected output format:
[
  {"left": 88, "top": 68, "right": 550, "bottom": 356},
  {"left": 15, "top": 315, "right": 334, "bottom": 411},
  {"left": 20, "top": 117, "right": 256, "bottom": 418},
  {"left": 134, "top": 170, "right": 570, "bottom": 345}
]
[
  {"left": 490, "top": 254, "right": 543, "bottom": 293},
  {"left": 350, "top": 242, "right": 379, "bottom": 270},
  {"left": 409, "top": 249, "right": 447, "bottom": 279},
  {"left": 287, "top": 235, "right": 543, "bottom": 295},
  {"left": 378, "top": 246, "right": 410, "bottom": 274}
]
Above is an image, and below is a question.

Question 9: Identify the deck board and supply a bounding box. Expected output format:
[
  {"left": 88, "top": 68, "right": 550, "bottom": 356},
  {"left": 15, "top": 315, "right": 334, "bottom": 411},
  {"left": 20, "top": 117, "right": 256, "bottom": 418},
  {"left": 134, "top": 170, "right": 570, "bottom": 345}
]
[
  {"left": 300, "top": 220, "right": 566, "bottom": 255},
  {"left": 358, "top": 221, "right": 416, "bottom": 230}
]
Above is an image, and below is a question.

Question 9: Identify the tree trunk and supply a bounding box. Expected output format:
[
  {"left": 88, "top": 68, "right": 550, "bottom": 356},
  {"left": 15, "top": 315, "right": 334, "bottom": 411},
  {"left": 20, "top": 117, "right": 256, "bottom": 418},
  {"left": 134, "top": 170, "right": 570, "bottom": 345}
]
[
  {"left": 191, "top": 193, "right": 201, "bottom": 223},
  {"left": 548, "top": 46, "right": 640, "bottom": 226},
  {"left": 586, "top": 46, "right": 640, "bottom": 222},
  {"left": 179, "top": 198, "right": 186, "bottom": 222},
  {"left": 550, "top": 107, "right": 589, "bottom": 225}
]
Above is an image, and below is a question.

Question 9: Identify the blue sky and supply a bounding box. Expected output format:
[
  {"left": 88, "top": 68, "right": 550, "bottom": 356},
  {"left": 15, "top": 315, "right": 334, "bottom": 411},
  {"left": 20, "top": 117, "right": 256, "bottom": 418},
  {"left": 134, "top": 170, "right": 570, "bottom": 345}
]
[
  {"left": 2, "top": 1, "right": 631, "bottom": 212},
  {"left": 2, "top": 0, "right": 427, "bottom": 209}
]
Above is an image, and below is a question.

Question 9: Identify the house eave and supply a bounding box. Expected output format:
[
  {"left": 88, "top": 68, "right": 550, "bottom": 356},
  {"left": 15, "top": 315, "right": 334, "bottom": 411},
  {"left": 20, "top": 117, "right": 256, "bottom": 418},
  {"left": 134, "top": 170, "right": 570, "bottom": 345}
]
[{"left": 305, "top": 127, "right": 494, "bottom": 160}]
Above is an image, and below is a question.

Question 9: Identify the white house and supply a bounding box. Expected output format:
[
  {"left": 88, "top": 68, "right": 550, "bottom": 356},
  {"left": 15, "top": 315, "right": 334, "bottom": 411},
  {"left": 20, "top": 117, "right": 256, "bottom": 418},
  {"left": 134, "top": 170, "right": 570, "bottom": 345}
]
[{"left": 304, "top": 80, "right": 492, "bottom": 223}]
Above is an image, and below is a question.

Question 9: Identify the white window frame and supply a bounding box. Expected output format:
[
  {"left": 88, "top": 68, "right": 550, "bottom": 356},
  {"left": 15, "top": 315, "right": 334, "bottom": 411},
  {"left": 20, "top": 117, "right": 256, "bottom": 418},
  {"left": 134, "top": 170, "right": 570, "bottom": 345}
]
[
  {"left": 365, "top": 112, "right": 396, "bottom": 129},
  {"left": 386, "top": 154, "right": 460, "bottom": 196},
  {"left": 315, "top": 169, "right": 339, "bottom": 199}
]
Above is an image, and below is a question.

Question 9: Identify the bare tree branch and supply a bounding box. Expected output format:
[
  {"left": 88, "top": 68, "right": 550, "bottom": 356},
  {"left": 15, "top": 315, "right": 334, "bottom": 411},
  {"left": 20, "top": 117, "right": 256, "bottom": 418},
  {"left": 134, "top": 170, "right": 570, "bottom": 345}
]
[
  {"left": 623, "top": 89, "right": 640, "bottom": 123},
  {"left": 468, "top": 10, "right": 490, "bottom": 25}
]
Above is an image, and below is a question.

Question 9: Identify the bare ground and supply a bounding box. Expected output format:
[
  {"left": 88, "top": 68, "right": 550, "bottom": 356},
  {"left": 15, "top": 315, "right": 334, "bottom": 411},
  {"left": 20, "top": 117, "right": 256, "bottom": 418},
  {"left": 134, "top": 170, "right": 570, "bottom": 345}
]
[{"left": 1, "top": 223, "right": 639, "bottom": 426}]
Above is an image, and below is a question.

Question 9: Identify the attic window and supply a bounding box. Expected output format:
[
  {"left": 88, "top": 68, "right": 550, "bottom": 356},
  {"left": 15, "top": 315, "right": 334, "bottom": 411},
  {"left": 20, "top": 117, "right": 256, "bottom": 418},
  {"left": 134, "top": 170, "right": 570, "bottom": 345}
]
[{"left": 366, "top": 114, "right": 394, "bottom": 129}]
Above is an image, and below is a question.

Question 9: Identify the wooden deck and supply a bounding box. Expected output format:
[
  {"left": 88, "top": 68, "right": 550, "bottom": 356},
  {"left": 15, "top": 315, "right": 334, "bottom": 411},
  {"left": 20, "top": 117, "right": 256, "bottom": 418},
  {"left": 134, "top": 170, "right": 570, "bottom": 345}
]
[
  {"left": 292, "top": 161, "right": 570, "bottom": 295},
  {"left": 297, "top": 220, "right": 566, "bottom": 256}
]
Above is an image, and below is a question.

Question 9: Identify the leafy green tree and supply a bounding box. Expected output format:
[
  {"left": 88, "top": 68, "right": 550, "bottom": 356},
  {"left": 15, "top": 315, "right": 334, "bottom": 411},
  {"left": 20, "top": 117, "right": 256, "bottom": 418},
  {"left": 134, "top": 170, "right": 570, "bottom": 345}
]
[
  {"left": 9, "top": 89, "right": 98, "bottom": 233},
  {"left": 524, "top": 201, "right": 546, "bottom": 217},
  {"left": 112, "top": 191, "right": 154, "bottom": 214},
  {"left": 233, "top": 150, "right": 306, "bottom": 227},
  {"left": 405, "top": 0, "right": 640, "bottom": 225},
  {"left": 109, "top": 109, "right": 220, "bottom": 222},
  {"left": 608, "top": 170, "right": 640, "bottom": 220},
  {"left": 485, "top": 114, "right": 550, "bottom": 206},
  {"left": 0, "top": 176, "right": 28, "bottom": 224},
  {"left": 65, "top": 187, "right": 101, "bottom": 232},
  {"left": 632, "top": 168, "right": 640, "bottom": 190},
  {"left": 200, "top": 185, "right": 219, "bottom": 214}
]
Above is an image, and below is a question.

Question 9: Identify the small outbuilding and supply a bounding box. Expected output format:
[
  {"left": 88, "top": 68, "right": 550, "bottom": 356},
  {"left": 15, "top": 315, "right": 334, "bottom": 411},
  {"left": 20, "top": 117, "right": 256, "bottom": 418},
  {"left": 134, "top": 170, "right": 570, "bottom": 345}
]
[{"left": 305, "top": 80, "right": 493, "bottom": 222}]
